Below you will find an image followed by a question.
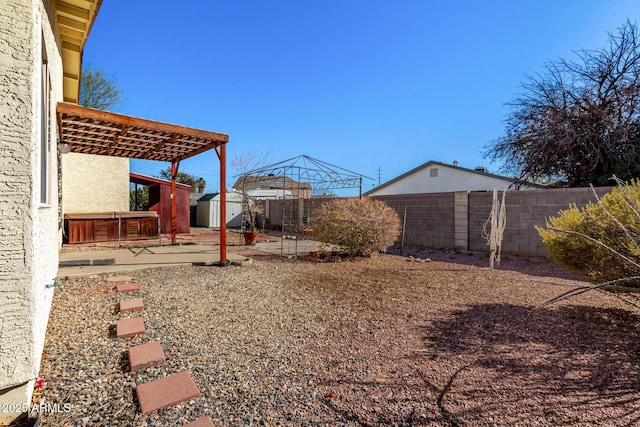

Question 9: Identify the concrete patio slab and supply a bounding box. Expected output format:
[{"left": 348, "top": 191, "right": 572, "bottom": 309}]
[
  {"left": 254, "top": 238, "right": 326, "bottom": 257},
  {"left": 108, "top": 275, "right": 134, "bottom": 282},
  {"left": 59, "top": 244, "right": 248, "bottom": 278}
]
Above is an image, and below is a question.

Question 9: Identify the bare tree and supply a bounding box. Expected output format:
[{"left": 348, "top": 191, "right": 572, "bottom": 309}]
[
  {"left": 231, "top": 150, "right": 271, "bottom": 232},
  {"left": 485, "top": 20, "right": 640, "bottom": 187},
  {"left": 79, "top": 65, "right": 122, "bottom": 110}
]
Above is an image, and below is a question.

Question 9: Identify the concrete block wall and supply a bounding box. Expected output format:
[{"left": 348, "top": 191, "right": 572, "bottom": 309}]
[
  {"left": 374, "top": 187, "right": 613, "bottom": 257},
  {"left": 267, "top": 195, "right": 455, "bottom": 249},
  {"left": 468, "top": 187, "right": 613, "bottom": 257},
  {"left": 264, "top": 188, "right": 615, "bottom": 258},
  {"left": 262, "top": 198, "right": 327, "bottom": 230},
  {"left": 369, "top": 193, "right": 456, "bottom": 248}
]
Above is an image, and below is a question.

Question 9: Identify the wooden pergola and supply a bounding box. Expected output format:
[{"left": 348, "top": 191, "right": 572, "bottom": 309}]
[{"left": 57, "top": 102, "right": 230, "bottom": 264}]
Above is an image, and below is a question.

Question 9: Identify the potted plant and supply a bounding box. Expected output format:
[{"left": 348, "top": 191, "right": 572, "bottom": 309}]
[
  {"left": 241, "top": 188, "right": 261, "bottom": 245},
  {"left": 232, "top": 150, "right": 271, "bottom": 246}
]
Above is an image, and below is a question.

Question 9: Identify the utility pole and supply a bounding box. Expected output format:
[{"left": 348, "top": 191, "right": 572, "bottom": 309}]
[{"left": 377, "top": 166, "right": 382, "bottom": 187}]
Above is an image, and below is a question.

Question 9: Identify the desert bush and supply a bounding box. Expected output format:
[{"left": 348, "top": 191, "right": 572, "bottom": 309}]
[
  {"left": 537, "top": 179, "right": 640, "bottom": 286},
  {"left": 313, "top": 197, "right": 401, "bottom": 256}
]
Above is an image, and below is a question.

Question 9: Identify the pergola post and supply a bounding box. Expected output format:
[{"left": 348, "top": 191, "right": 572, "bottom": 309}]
[
  {"left": 219, "top": 143, "right": 227, "bottom": 265},
  {"left": 171, "top": 161, "right": 179, "bottom": 245}
]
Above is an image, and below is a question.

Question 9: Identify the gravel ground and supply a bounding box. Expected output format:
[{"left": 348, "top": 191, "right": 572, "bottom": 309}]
[{"left": 29, "top": 251, "right": 640, "bottom": 426}]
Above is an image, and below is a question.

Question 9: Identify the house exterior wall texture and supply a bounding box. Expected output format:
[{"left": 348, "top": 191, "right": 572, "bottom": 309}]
[
  {"left": 0, "top": 0, "right": 62, "bottom": 419},
  {"left": 62, "top": 153, "right": 130, "bottom": 214},
  {"left": 369, "top": 164, "right": 534, "bottom": 196}
]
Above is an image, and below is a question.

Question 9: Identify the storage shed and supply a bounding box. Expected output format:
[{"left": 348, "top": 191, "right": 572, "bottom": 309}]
[
  {"left": 130, "top": 172, "right": 191, "bottom": 234},
  {"left": 197, "top": 191, "right": 243, "bottom": 228}
]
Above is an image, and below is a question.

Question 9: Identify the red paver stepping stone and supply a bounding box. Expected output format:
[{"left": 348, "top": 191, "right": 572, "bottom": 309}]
[
  {"left": 182, "top": 416, "right": 215, "bottom": 427},
  {"left": 128, "top": 341, "right": 166, "bottom": 372},
  {"left": 108, "top": 275, "right": 134, "bottom": 282},
  {"left": 116, "top": 282, "right": 140, "bottom": 293},
  {"left": 116, "top": 317, "right": 146, "bottom": 338},
  {"left": 119, "top": 298, "right": 144, "bottom": 313},
  {"left": 136, "top": 371, "right": 200, "bottom": 415}
]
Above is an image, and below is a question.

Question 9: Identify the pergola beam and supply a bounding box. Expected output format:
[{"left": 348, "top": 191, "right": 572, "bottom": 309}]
[{"left": 58, "top": 102, "right": 228, "bottom": 147}]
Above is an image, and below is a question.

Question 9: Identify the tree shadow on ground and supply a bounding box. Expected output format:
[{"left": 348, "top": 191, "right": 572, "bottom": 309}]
[{"left": 419, "top": 303, "right": 640, "bottom": 426}]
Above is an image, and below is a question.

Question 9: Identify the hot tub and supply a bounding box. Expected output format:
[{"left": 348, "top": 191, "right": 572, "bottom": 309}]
[{"left": 64, "top": 211, "right": 159, "bottom": 244}]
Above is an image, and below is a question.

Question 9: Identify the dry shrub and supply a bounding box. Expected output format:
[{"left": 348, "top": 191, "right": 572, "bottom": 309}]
[
  {"left": 536, "top": 179, "right": 640, "bottom": 286},
  {"left": 313, "top": 197, "right": 401, "bottom": 256}
]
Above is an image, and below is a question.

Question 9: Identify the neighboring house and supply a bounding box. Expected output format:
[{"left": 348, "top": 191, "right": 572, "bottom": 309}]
[
  {"left": 232, "top": 175, "right": 312, "bottom": 199},
  {"left": 196, "top": 191, "right": 244, "bottom": 228},
  {"left": 247, "top": 188, "right": 294, "bottom": 200},
  {"left": 365, "top": 160, "right": 541, "bottom": 196},
  {"left": 0, "top": 0, "right": 102, "bottom": 422}
]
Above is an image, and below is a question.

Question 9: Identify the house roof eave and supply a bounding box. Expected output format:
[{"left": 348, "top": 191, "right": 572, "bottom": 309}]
[
  {"left": 364, "top": 160, "right": 542, "bottom": 195},
  {"left": 54, "top": 0, "right": 104, "bottom": 104}
]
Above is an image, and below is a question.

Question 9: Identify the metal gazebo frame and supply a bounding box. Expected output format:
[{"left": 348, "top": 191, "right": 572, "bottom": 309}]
[{"left": 236, "top": 155, "right": 373, "bottom": 255}]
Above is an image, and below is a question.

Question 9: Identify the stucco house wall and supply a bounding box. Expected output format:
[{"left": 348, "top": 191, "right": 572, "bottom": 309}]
[
  {"left": 366, "top": 161, "right": 539, "bottom": 196},
  {"left": 0, "top": 0, "right": 62, "bottom": 420},
  {"left": 62, "top": 153, "right": 130, "bottom": 214}
]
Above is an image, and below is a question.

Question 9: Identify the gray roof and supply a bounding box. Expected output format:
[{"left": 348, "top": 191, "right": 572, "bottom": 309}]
[{"left": 198, "top": 192, "right": 220, "bottom": 202}]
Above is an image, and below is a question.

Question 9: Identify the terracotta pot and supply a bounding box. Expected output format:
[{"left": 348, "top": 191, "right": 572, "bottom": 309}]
[{"left": 243, "top": 231, "right": 259, "bottom": 246}]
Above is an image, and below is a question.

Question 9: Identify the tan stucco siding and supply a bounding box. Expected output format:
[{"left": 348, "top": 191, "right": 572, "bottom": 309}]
[
  {"left": 0, "top": 0, "right": 60, "bottom": 409},
  {"left": 62, "top": 154, "right": 130, "bottom": 214}
]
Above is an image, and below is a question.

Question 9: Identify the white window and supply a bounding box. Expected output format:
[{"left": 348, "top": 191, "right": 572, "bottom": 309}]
[
  {"left": 430, "top": 168, "right": 438, "bottom": 178},
  {"left": 40, "top": 35, "right": 51, "bottom": 205}
]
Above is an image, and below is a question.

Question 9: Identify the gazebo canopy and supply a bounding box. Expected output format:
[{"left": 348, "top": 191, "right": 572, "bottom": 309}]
[
  {"left": 57, "top": 102, "right": 228, "bottom": 162},
  {"left": 240, "top": 155, "right": 373, "bottom": 194}
]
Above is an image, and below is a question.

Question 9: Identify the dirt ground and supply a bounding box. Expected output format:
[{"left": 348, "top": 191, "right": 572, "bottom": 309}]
[
  {"left": 26, "top": 244, "right": 640, "bottom": 426},
  {"left": 285, "top": 252, "right": 640, "bottom": 426}
]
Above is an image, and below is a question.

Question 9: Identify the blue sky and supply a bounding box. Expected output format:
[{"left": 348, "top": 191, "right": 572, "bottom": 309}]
[{"left": 84, "top": 1, "right": 640, "bottom": 195}]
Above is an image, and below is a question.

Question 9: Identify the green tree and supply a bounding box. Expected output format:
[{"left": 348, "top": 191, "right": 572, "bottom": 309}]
[
  {"left": 158, "top": 167, "right": 204, "bottom": 192},
  {"left": 79, "top": 65, "right": 122, "bottom": 110},
  {"left": 196, "top": 177, "right": 206, "bottom": 193},
  {"left": 485, "top": 21, "right": 640, "bottom": 187},
  {"left": 130, "top": 186, "right": 149, "bottom": 211}
]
